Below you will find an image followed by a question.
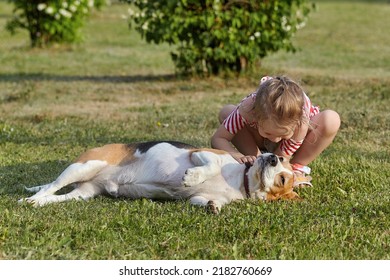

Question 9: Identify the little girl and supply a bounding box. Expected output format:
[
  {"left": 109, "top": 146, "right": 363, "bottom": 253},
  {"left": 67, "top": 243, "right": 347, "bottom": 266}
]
[{"left": 211, "top": 76, "right": 340, "bottom": 186}]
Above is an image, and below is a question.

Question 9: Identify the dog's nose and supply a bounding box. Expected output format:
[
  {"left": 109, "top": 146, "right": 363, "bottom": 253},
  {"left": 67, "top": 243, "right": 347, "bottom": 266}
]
[{"left": 267, "top": 154, "right": 278, "bottom": 167}]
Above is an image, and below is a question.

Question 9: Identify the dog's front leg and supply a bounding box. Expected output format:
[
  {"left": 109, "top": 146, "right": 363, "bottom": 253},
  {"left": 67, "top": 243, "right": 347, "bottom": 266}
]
[
  {"left": 182, "top": 151, "right": 222, "bottom": 187},
  {"left": 207, "top": 200, "right": 222, "bottom": 215},
  {"left": 189, "top": 196, "right": 223, "bottom": 214}
]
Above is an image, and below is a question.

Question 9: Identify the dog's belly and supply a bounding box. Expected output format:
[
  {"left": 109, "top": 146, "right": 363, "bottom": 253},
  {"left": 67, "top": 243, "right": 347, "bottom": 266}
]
[
  {"left": 112, "top": 164, "right": 191, "bottom": 200},
  {"left": 103, "top": 145, "right": 194, "bottom": 199}
]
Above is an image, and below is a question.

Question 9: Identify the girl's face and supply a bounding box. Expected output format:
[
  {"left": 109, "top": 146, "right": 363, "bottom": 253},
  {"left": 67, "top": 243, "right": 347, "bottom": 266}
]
[{"left": 258, "top": 119, "right": 295, "bottom": 143}]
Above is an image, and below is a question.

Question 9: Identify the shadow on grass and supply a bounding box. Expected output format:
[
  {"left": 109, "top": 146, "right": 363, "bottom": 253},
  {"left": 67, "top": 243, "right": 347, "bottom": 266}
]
[
  {"left": 0, "top": 160, "right": 69, "bottom": 196},
  {"left": 0, "top": 73, "right": 179, "bottom": 84}
]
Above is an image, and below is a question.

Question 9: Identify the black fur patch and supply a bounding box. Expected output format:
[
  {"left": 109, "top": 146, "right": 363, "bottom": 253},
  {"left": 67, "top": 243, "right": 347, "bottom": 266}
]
[{"left": 129, "top": 141, "right": 196, "bottom": 154}]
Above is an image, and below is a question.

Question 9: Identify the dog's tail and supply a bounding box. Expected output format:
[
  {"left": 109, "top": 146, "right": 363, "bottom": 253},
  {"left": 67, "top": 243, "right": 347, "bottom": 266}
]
[{"left": 24, "top": 185, "right": 46, "bottom": 193}]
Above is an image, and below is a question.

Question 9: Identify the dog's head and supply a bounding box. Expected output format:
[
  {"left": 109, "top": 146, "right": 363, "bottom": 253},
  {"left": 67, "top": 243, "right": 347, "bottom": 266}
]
[{"left": 248, "top": 153, "right": 299, "bottom": 201}]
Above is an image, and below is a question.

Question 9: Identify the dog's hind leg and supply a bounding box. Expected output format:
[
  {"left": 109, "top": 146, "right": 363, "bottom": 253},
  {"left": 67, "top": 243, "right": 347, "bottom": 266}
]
[
  {"left": 26, "top": 182, "right": 101, "bottom": 207},
  {"left": 21, "top": 160, "right": 108, "bottom": 201}
]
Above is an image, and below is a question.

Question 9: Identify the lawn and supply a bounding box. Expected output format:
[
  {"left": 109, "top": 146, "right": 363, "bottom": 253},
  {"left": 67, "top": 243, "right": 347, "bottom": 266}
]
[{"left": 0, "top": 0, "right": 389, "bottom": 260}]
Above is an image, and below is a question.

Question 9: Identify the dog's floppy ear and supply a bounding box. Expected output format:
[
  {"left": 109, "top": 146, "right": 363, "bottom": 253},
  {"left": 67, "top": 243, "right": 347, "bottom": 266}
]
[
  {"left": 266, "top": 171, "right": 302, "bottom": 201},
  {"left": 279, "top": 190, "right": 301, "bottom": 200},
  {"left": 266, "top": 190, "right": 301, "bottom": 201}
]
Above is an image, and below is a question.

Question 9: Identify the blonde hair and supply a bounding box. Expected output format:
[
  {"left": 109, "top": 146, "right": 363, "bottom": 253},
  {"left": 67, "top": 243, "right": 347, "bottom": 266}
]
[{"left": 253, "top": 76, "right": 306, "bottom": 129}]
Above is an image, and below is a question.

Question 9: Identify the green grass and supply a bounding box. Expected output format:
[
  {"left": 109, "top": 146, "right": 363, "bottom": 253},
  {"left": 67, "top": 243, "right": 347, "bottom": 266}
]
[{"left": 0, "top": 1, "right": 389, "bottom": 260}]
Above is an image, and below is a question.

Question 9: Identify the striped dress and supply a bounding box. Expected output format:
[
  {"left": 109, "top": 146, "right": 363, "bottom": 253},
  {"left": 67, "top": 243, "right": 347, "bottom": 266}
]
[{"left": 222, "top": 92, "right": 320, "bottom": 156}]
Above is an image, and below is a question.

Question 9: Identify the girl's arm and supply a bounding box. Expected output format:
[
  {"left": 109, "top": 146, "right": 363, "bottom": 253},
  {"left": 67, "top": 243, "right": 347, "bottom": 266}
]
[
  {"left": 211, "top": 124, "right": 256, "bottom": 163},
  {"left": 211, "top": 124, "right": 243, "bottom": 158}
]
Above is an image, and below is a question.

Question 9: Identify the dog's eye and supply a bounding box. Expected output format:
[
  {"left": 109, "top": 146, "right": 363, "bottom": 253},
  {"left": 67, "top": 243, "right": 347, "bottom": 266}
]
[
  {"left": 278, "top": 157, "right": 284, "bottom": 162},
  {"left": 280, "top": 175, "right": 285, "bottom": 185}
]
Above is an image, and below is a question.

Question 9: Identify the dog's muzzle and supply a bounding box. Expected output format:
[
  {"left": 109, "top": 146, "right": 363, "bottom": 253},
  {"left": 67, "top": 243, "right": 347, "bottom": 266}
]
[
  {"left": 261, "top": 153, "right": 283, "bottom": 167},
  {"left": 267, "top": 154, "right": 278, "bottom": 167},
  {"left": 257, "top": 153, "right": 285, "bottom": 169}
]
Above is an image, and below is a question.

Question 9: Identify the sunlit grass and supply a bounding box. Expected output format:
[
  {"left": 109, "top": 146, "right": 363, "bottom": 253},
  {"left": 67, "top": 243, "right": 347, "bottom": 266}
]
[
  {"left": 262, "top": 0, "right": 390, "bottom": 78},
  {"left": 0, "top": 1, "right": 389, "bottom": 260}
]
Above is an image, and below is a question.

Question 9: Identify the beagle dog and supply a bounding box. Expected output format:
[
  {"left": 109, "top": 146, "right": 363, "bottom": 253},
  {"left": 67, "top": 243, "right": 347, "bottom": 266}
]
[{"left": 19, "top": 141, "right": 298, "bottom": 213}]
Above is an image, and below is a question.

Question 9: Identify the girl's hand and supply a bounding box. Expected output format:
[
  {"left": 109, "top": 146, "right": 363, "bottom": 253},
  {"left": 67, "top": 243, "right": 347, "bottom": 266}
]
[{"left": 235, "top": 155, "right": 257, "bottom": 165}]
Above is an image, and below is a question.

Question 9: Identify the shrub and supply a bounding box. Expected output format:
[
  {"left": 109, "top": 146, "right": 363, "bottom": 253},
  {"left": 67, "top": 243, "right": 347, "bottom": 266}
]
[
  {"left": 6, "top": 0, "right": 105, "bottom": 47},
  {"left": 122, "top": 0, "right": 314, "bottom": 75}
]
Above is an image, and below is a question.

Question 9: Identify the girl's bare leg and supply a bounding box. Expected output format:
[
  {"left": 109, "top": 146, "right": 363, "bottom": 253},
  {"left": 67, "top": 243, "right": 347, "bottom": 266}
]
[{"left": 291, "top": 110, "right": 340, "bottom": 166}]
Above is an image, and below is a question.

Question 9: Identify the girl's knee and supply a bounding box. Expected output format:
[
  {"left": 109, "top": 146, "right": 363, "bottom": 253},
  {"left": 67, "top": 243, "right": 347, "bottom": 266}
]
[
  {"left": 320, "top": 110, "right": 341, "bottom": 136},
  {"left": 218, "top": 105, "right": 236, "bottom": 123}
]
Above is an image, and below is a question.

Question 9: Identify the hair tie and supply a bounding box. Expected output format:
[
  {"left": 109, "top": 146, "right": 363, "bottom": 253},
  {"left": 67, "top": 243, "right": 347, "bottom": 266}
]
[{"left": 260, "top": 76, "right": 273, "bottom": 85}]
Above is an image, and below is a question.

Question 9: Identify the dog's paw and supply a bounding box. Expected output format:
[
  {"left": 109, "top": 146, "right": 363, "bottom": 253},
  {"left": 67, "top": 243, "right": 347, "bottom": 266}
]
[
  {"left": 18, "top": 197, "right": 40, "bottom": 207},
  {"left": 182, "top": 167, "right": 205, "bottom": 187},
  {"left": 18, "top": 198, "right": 27, "bottom": 204},
  {"left": 207, "top": 200, "right": 220, "bottom": 215},
  {"left": 105, "top": 181, "right": 119, "bottom": 197}
]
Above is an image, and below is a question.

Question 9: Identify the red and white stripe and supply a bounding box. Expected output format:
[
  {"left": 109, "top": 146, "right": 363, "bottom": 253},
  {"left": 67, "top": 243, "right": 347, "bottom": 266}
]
[
  {"left": 304, "top": 93, "right": 320, "bottom": 118},
  {"left": 223, "top": 107, "right": 246, "bottom": 134},
  {"left": 280, "top": 138, "right": 304, "bottom": 156}
]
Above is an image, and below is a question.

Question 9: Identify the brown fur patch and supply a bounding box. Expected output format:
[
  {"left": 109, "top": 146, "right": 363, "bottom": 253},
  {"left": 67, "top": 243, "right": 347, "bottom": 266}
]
[
  {"left": 266, "top": 172, "right": 299, "bottom": 201},
  {"left": 76, "top": 144, "right": 136, "bottom": 165}
]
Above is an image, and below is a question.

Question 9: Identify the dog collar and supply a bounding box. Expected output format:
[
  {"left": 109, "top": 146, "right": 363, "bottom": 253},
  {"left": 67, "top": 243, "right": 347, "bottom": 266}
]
[{"left": 243, "top": 162, "right": 252, "bottom": 198}]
